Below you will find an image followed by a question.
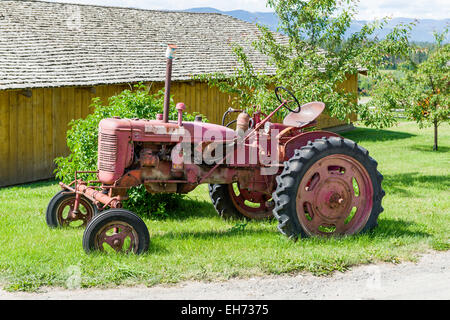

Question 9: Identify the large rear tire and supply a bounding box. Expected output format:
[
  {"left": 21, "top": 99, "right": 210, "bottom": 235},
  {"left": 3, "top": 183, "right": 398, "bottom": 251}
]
[{"left": 273, "top": 137, "right": 384, "bottom": 239}]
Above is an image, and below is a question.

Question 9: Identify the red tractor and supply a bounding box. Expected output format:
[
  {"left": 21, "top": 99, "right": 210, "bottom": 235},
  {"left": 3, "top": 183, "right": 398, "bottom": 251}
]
[{"left": 46, "top": 45, "right": 384, "bottom": 254}]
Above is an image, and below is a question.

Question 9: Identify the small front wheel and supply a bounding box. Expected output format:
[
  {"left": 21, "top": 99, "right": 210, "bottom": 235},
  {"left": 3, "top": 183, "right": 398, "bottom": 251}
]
[{"left": 83, "top": 209, "right": 150, "bottom": 254}]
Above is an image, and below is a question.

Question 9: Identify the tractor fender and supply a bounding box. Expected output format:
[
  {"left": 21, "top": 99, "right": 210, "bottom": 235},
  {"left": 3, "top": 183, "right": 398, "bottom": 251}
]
[{"left": 283, "top": 130, "right": 342, "bottom": 161}]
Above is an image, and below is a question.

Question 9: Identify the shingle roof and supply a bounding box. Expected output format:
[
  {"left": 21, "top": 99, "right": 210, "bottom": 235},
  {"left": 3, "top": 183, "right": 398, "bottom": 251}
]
[{"left": 0, "top": 0, "right": 284, "bottom": 90}]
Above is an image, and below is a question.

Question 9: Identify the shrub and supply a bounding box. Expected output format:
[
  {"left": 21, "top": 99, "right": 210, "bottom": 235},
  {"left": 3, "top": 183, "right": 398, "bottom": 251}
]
[
  {"left": 54, "top": 83, "right": 203, "bottom": 217},
  {"left": 125, "top": 185, "right": 185, "bottom": 219}
]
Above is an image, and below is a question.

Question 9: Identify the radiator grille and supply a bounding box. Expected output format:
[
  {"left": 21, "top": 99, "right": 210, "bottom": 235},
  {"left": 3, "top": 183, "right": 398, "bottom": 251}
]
[{"left": 98, "top": 133, "right": 117, "bottom": 172}]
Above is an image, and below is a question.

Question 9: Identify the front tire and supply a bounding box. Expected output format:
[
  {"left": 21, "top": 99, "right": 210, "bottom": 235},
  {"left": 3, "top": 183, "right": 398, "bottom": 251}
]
[
  {"left": 83, "top": 209, "right": 150, "bottom": 254},
  {"left": 273, "top": 137, "right": 384, "bottom": 239},
  {"left": 46, "top": 190, "right": 97, "bottom": 228}
]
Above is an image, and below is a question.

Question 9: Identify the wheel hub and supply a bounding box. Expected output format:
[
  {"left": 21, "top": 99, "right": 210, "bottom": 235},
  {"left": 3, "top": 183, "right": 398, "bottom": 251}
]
[
  {"left": 296, "top": 154, "right": 374, "bottom": 236},
  {"left": 313, "top": 178, "right": 352, "bottom": 221},
  {"left": 327, "top": 192, "right": 344, "bottom": 207},
  {"left": 57, "top": 197, "right": 94, "bottom": 228},
  {"left": 97, "top": 223, "right": 137, "bottom": 253}
]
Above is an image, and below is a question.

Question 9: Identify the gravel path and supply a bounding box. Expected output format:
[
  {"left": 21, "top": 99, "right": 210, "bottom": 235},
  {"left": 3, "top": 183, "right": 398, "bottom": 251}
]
[{"left": 1, "top": 250, "right": 449, "bottom": 300}]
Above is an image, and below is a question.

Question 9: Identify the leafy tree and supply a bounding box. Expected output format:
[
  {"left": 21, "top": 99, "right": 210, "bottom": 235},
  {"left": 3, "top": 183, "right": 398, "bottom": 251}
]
[
  {"left": 197, "top": 0, "right": 413, "bottom": 127},
  {"left": 368, "top": 29, "right": 449, "bottom": 150},
  {"left": 383, "top": 42, "right": 436, "bottom": 70},
  {"left": 195, "top": 45, "right": 277, "bottom": 114}
]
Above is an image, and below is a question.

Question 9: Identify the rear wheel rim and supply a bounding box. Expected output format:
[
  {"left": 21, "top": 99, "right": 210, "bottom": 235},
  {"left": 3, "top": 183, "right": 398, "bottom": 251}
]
[
  {"left": 296, "top": 154, "right": 374, "bottom": 236},
  {"left": 56, "top": 197, "right": 94, "bottom": 228},
  {"left": 228, "top": 183, "right": 273, "bottom": 219},
  {"left": 95, "top": 221, "right": 139, "bottom": 253}
]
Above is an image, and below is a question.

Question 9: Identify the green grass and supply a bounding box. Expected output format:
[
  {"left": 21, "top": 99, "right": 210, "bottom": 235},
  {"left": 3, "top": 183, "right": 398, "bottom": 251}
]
[{"left": 0, "top": 121, "right": 449, "bottom": 291}]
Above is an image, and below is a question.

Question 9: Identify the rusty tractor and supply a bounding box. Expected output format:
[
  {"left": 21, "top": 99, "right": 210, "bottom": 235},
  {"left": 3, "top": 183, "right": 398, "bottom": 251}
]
[{"left": 46, "top": 45, "right": 384, "bottom": 254}]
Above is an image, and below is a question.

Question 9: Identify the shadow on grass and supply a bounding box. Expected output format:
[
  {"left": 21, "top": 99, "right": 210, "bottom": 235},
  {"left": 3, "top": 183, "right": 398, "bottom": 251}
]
[
  {"left": 382, "top": 172, "right": 450, "bottom": 197},
  {"left": 155, "top": 228, "right": 277, "bottom": 241},
  {"left": 409, "top": 144, "right": 450, "bottom": 153},
  {"left": 137, "top": 197, "right": 217, "bottom": 221},
  {"left": 151, "top": 217, "right": 430, "bottom": 243},
  {"left": 174, "top": 197, "right": 218, "bottom": 220},
  {"left": 0, "top": 179, "right": 57, "bottom": 190},
  {"left": 373, "top": 218, "right": 431, "bottom": 239},
  {"left": 89, "top": 239, "right": 170, "bottom": 256},
  {"left": 342, "top": 127, "right": 415, "bottom": 143},
  {"left": 144, "top": 240, "right": 170, "bottom": 255}
]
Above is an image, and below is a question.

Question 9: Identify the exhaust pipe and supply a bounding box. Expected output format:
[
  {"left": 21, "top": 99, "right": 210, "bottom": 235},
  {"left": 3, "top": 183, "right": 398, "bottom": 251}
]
[{"left": 163, "top": 44, "right": 177, "bottom": 123}]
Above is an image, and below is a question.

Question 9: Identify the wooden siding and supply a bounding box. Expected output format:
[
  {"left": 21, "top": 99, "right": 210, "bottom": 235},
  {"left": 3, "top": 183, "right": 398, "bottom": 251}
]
[
  {"left": 0, "top": 75, "right": 357, "bottom": 187},
  {"left": 0, "top": 85, "right": 127, "bottom": 187}
]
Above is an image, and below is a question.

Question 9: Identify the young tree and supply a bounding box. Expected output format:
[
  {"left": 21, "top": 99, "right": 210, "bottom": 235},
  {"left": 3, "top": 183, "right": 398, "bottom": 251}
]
[
  {"left": 368, "top": 30, "right": 449, "bottom": 150},
  {"left": 197, "top": 0, "right": 413, "bottom": 127}
]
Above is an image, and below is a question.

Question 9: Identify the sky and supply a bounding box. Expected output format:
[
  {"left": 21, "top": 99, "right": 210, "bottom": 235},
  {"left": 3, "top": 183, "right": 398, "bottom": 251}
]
[{"left": 42, "top": 0, "right": 450, "bottom": 20}]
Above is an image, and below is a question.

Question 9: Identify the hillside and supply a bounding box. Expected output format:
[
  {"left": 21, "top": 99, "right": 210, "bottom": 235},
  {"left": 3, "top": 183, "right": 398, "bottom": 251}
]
[{"left": 185, "top": 7, "right": 449, "bottom": 43}]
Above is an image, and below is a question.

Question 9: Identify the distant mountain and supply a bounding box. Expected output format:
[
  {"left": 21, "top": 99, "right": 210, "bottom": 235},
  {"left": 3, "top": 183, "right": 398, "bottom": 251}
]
[
  {"left": 349, "top": 18, "right": 449, "bottom": 43},
  {"left": 184, "top": 7, "right": 279, "bottom": 31},
  {"left": 184, "top": 7, "right": 449, "bottom": 43}
]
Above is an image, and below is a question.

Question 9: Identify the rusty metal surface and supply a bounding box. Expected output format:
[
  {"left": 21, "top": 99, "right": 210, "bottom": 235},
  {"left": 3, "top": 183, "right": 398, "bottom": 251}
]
[
  {"left": 283, "top": 130, "right": 341, "bottom": 161},
  {"left": 283, "top": 101, "right": 325, "bottom": 127},
  {"left": 296, "top": 154, "right": 374, "bottom": 236},
  {"left": 228, "top": 183, "right": 273, "bottom": 219},
  {"left": 56, "top": 195, "right": 94, "bottom": 227},
  {"left": 236, "top": 112, "right": 250, "bottom": 132},
  {"left": 60, "top": 181, "right": 123, "bottom": 210},
  {"left": 98, "top": 121, "right": 134, "bottom": 184},
  {"left": 163, "top": 57, "right": 172, "bottom": 123},
  {"left": 96, "top": 222, "right": 138, "bottom": 253},
  {"left": 140, "top": 150, "right": 159, "bottom": 167},
  {"left": 163, "top": 44, "right": 177, "bottom": 123},
  {"left": 176, "top": 102, "right": 186, "bottom": 126},
  {"left": 198, "top": 100, "right": 288, "bottom": 184}
]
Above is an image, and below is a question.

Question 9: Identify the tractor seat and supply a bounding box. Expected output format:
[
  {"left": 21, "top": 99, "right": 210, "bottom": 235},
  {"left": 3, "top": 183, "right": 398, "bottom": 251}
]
[{"left": 283, "top": 101, "right": 325, "bottom": 128}]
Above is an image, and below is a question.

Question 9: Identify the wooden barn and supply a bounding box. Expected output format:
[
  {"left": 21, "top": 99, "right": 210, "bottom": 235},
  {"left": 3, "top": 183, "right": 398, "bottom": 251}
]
[{"left": 0, "top": 0, "right": 359, "bottom": 187}]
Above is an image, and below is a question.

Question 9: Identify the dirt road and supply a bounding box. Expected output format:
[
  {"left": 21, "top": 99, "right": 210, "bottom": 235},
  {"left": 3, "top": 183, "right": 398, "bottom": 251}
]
[{"left": 1, "top": 250, "right": 448, "bottom": 300}]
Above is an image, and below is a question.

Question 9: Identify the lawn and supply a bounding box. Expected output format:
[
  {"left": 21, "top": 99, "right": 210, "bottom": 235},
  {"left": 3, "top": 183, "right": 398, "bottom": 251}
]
[{"left": 0, "top": 121, "right": 448, "bottom": 291}]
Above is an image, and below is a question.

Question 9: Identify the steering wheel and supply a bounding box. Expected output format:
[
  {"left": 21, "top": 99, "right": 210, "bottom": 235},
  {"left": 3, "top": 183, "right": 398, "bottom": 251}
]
[{"left": 275, "top": 86, "right": 301, "bottom": 113}]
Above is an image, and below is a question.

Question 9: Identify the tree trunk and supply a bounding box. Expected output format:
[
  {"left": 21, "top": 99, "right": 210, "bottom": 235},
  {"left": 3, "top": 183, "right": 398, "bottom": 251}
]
[{"left": 433, "top": 118, "right": 438, "bottom": 151}]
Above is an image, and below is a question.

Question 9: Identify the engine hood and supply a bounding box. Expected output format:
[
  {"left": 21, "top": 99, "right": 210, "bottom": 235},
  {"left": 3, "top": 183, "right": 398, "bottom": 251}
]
[{"left": 99, "top": 118, "right": 236, "bottom": 143}]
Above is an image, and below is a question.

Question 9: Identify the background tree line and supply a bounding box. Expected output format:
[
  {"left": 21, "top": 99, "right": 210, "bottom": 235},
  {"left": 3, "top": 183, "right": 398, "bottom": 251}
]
[{"left": 198, "top": 0, "right": 449, "bottom": 150}]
